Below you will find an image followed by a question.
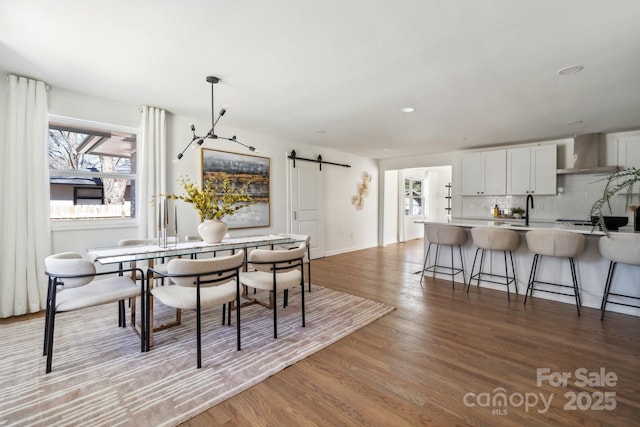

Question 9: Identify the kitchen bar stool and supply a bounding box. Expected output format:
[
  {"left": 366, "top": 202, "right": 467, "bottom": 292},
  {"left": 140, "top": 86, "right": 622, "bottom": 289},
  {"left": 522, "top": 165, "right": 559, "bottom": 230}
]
[
  {"left": 467, "top": 227, "right": 519, "bottom": 300},
  {"left": 598, "top": 234, "right": 640, "bottom": 320},
  {"left": 420, "top": 224, "right": 467, "bottom": 288},
  {"left": 524, "top": 230, "right": 585, "bottom": 316}
]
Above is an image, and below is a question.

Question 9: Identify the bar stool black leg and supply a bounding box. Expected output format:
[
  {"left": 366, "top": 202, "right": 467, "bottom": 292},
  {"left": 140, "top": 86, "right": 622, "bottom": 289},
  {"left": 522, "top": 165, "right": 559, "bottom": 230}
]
[
  {"left": 420, "top": 243, "right": 434, "bottom": 286},
  {"left": 458, "top": 245, "right": 466, "bottom": 285},
  {"left": 600, "top": 261, "right": 617, "bottom": 320},
  {"left": 569, "top": 257, "right": 581, "bottom": 316},
  {"left": 503, "top": 250, "right": 510, "bottom": 301},
  {"left": 509, "top": 251, "right": 517, "bottom": 294},
  {"left": 433, "top": 244, "right": 441, "bottom": 280},
  {"left": 450, "top": 245, "right": 455, "bottom": 288},
  {"left": 524, "top": 254, "right": 539, "bottom": 304},
  {"left": 477, "top": 249, "right": 486, "bottom": 288},
  {"left": 467, "top": 248, "right": 481, "bottom": 292}
]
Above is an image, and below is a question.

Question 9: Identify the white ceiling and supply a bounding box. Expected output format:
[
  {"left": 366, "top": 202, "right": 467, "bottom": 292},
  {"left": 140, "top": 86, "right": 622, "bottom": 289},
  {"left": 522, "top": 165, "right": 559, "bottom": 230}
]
[{"left": 1, "top": 0, "right": 639, "bottom": 159}]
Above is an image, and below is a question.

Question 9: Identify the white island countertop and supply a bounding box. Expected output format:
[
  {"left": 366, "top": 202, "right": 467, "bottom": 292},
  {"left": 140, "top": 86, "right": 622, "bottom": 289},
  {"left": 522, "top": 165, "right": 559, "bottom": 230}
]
[{"left": 415, "top": 217, "right": 638, "bottom": 235}]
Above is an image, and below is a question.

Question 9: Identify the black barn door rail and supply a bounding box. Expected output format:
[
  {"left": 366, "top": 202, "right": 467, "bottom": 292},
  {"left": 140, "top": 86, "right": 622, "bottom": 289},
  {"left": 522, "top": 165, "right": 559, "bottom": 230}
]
[{"left": 288, "top": 150, "right": 351, "bottom": 170}]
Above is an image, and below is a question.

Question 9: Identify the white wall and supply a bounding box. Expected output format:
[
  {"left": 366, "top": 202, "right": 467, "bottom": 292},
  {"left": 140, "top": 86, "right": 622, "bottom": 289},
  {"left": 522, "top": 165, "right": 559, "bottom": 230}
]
[
  {"left": 168, "top": 113, "right": 378, "bottom": 256},
  {"left": 383, "top": 170, "right": 399, "bottom": 245},
  {"left": 0, "top": 77, "right": 378, "bottom": 258}
]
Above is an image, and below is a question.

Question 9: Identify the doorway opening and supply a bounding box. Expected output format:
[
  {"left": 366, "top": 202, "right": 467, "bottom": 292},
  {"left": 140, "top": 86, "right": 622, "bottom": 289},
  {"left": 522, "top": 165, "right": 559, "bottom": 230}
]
[{"left": 383, "top": 165, "right": 452, "bottom": 245}]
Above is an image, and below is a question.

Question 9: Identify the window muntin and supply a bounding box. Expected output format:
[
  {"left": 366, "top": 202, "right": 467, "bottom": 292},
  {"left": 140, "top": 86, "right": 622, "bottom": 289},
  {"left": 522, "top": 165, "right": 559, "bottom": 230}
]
[
  {"left": 48, "top": 120, "right": 137, "bottom": 220},
  {"left": 404, "top": 177, "right": 424, "bottom": 216}
]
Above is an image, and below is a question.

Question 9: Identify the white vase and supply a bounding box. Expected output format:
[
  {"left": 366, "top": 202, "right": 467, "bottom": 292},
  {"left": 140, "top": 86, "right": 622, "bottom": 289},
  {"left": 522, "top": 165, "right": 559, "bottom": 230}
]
[{"left": 197, "top": 219, "right": 228, "bottom": 244}]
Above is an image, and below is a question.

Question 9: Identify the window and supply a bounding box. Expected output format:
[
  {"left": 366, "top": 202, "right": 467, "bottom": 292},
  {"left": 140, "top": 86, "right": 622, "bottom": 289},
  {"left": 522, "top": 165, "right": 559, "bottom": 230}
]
[
  {"left": 404, "top": 177, "right": 424, "bottom": 216},
  {"left": 48, "top": 118, "right": 137, "bottom": 220}
]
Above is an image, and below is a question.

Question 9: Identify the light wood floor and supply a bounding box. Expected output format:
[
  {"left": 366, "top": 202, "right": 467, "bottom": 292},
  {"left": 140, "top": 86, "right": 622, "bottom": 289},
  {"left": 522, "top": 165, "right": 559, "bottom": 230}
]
[{"left": 182, "top": 239, "right": 640, "bottom": 426}]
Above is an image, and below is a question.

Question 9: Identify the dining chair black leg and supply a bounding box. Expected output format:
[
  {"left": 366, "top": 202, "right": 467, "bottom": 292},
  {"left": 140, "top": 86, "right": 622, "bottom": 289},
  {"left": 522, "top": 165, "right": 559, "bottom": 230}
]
[
  {"left": 307, "top": 247, "right": 312, "bottom": 292},
  {"left": 272, "top": 273, "right": 278, "bottom": 339},
  {"left": 45, "top": 287, "right": 58, "bottom": 374},
  {"left": 43, "top": 278, "right": 54, "bottom": 356},
  {"left": 196, "top": 286, "right": 202, "bottom": 369},
  {"left": 236, "top": 279, "right": 242, "bottom": 351},
  {"left": 300, "top": 276, "right": 305, "bottom": 327}
]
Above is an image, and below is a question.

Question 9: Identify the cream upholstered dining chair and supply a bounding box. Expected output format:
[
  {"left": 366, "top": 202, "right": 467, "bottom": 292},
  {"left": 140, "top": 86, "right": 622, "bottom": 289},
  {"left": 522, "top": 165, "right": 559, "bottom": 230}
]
[
  {"left": 118, "top": 238, "right": 168, "bottom": 325},
  {"left": 598, "top": 234, "right": 640, "bottom": 320},
  {"left": 524, "top": 230, "right": 585, "bottom": 316},
  {"left": 277, "top": 233, "right": 312, "bottom": 291},
  {"left": 240, "top": 243, "right": 307, "bottom": 339},
  {"left": 43, "top": 252, "right": 145, "bottom": 373},
  {"left": 148, "top": 250, "right": 244, "bottom": 368}
]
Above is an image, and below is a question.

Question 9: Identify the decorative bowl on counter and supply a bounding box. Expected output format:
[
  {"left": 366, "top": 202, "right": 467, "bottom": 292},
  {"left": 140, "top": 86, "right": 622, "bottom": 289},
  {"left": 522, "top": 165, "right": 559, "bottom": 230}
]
[{"left": 590, "top": 216, "right": 628, "bottom": 231}]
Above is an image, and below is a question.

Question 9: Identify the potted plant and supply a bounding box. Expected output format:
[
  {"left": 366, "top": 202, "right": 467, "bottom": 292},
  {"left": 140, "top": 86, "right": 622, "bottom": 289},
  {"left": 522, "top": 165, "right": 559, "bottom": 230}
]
[
  {"left": 511, "top": 207, "right": 525, "bottom": 219},
  {"left": 163, "top": 175, "right": 253, "bottom": 243},
  {"left": 589, "top": 167, "right": 640, "bottom": 233}
]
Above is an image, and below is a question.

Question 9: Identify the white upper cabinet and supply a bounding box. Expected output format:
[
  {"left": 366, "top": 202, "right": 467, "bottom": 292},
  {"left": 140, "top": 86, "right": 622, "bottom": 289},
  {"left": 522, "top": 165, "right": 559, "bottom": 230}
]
[
  {"left": 617, "top": 132, "right": 640, "bottom": 168},
  {"left": 506, "top": 144, "right": 557, "bottom": 195},
  {"left": 460, "top": 150, "right": 506, "bottom": 195}
]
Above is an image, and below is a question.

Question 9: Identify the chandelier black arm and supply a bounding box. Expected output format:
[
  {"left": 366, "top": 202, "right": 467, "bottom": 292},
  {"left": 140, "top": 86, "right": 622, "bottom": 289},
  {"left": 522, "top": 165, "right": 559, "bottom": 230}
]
[
  {"left": 177, "top": 135, "right": 201, "bottom": 160},
  {"left": 218, "top": 135, "right": 256, "bottom": 152},
  {"left": 176, "top": 76, "right": 255, "bottom": 160}
]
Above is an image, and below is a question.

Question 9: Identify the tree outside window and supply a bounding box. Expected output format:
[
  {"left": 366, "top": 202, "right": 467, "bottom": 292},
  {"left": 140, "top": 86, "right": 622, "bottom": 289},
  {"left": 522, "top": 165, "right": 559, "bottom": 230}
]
[
  {"left": 404, "top": 178, "right": 425, "bottom": 216},
  {"left": 48, "top": 120, "right": 136, "bottom": 220}
]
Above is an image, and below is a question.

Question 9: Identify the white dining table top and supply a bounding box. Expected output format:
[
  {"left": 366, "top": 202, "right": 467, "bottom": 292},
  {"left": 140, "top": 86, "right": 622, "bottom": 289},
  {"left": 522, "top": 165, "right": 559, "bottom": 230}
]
[{"left": 87, "top": 234, "right": 301, "bottom": 265}]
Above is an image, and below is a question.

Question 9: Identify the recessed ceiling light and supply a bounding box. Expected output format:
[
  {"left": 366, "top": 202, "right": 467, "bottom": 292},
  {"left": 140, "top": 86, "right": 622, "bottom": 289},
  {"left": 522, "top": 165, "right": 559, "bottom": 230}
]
[
  {"left": 401, "top": 107, "right": 415, "bottom": 113},
  {"left": 566, "top": 120, "right": 584, "bottom": 125},
  {"left": 558, "top": 65, "right": 584, "bottom": 76}
]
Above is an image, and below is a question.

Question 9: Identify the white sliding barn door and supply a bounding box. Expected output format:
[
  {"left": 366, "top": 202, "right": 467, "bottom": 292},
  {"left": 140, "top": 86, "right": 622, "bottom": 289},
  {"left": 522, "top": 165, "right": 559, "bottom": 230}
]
[{"left": 289, "top": 159, "right": 324, "bottom": 259}]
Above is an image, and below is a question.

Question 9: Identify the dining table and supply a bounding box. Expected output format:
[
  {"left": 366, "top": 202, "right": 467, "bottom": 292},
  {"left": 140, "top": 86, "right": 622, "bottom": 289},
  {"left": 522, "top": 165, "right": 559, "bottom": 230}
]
[{"left": 86, "top": 234, "right": 305, "bottom": 348}]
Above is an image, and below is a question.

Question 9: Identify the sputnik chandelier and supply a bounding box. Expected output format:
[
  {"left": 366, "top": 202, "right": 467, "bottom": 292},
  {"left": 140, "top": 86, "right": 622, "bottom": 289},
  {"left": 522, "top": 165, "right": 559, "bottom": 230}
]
[{"left": 176, "top": 76, "right": 255, "bottom": 160}]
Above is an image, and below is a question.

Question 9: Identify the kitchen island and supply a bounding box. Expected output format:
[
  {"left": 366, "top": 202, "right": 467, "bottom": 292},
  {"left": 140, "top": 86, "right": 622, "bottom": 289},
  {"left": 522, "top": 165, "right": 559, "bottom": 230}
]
[{"left": 416, "top": 218, "right": 639, "bottom": 317}]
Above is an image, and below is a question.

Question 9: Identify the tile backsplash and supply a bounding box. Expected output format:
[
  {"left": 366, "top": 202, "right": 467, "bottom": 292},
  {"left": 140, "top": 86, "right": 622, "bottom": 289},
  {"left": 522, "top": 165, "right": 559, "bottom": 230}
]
[{"left": 461, "top": 174, "right": 636, "bottom": 221}]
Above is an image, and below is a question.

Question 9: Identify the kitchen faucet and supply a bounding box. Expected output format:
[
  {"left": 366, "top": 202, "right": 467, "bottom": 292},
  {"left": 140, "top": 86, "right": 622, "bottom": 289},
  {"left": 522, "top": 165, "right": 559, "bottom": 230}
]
[{"left": 525, "top": 194, "right": 534, "bottom": 226}]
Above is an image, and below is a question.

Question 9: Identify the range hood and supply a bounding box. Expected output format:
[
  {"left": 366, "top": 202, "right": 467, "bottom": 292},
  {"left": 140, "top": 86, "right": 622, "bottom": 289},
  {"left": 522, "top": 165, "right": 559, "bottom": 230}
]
[{"left": 556, "top": 133, "right": 619, "bottom": 175}]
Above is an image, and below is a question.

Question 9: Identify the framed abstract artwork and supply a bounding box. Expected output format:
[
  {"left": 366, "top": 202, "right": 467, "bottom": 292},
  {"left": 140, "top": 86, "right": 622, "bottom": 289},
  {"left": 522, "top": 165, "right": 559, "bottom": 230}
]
[{"left": 201, "top": 148, "right": 270, "bottom": 229}]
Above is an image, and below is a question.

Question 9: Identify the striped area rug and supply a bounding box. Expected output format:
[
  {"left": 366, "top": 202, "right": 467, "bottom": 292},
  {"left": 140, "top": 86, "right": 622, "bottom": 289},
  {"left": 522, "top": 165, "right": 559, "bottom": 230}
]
[{"left": 0, "top": 285, "right": 394, "bottom": 426}]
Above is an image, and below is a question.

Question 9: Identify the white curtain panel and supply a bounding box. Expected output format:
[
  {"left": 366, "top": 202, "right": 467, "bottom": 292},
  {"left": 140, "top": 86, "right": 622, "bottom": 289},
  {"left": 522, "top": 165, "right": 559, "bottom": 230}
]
[
  {"left": 139, "top": 106, "right": 167, "bottom": 238},
  {"left": 0, "top": 75, "right": 50, "bottom": 318}
]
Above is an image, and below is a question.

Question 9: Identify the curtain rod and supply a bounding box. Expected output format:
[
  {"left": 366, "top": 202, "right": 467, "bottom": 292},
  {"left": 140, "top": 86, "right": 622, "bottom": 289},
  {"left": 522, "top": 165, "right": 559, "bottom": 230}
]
[{"left": 287, "top": 150, "right": 351, "bottom": 170}]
